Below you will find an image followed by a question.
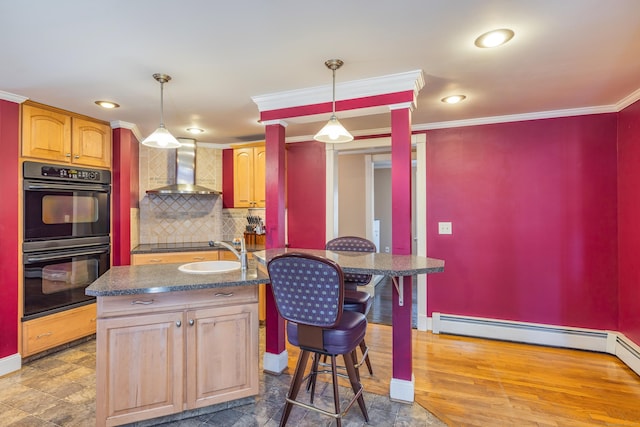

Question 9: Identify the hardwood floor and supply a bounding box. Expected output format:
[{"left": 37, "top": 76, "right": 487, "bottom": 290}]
[
  {"left": 287, "top": 325, "right": 640, "bottom": 426},
  {"left": 287, "top": 278, "right": 640, "bottom": 426},
  {"left": 366, "top": 276, "right": 417, "bottom": 327}
]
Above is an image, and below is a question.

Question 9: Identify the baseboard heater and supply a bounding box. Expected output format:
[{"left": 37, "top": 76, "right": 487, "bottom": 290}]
[{"left": 432, "top": 312, "right": 640, "bottom": 377}]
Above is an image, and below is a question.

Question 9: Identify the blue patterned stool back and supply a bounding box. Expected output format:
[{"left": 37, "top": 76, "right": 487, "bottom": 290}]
[
  {"left": 267, "top": 253, "right": 344, "bottom": 328},
  {"left": 325, "top": 236, "right": 376, "bottom": 286}
]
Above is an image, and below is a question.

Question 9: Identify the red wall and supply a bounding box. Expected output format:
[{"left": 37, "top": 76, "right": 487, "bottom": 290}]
[
  {"left": 617, "top": 100, "right": 640, "bottom": 343},
  {"left": 0, "top": 100, "right": 20, "bottom": 358},
  {"left": 286, "top": 141, "right": 326, "bottom": 249},
  {"left": 425, "top": 115, "right": 619, "bottom": 330},
  {"left": 112, "top": 128, "right": 139, "bottom": 266},
  {"left": 222, "top": 149, "right": 234, "bottom": 208}
]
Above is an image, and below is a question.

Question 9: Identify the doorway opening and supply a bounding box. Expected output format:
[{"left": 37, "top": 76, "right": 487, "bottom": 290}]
[{"left": 325, "top": 134, "right": 429, "bottom": 330}]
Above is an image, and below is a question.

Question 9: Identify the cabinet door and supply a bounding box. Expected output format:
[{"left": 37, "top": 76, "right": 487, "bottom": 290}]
[
  {"left": 72, "top": 118, "right": 112, "bottom": 168},
  {"left": 96, "top": 312, "right": 184, "bottom": 426},
  {"left": 253, "top": 146, "right": 266, "bottom": 207},
  {"left": 131, "top": 250, "right": 219, "bottom": 265},
  {"left": 233, "top": 148, "right": 254, "bottom": 207},
  {"left": 185, "top": 303, "right": 259, "bottom": 409},
  {"left": 21, "top": 104, "right": 72, "bottom": 162}
]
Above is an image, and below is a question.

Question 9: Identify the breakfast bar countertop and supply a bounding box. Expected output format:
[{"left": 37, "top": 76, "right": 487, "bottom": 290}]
[
  {"left": 252, "top": 248, "right": 445, "bottom": 276},
  {"left": 85, "top": 261, "right": 270, "bottom": 297}
]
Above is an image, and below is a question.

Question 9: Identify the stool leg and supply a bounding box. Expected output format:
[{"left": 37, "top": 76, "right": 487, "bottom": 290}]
[
  {"left": 343, "top": 352, "right": 369, "bottom": 422},
  {"left": 360, "top": 339, "right": 373, "bottom": 375},
  {"left": 330, "top": 355, "right": 342, "bottom": 427},
  {"left": 280, "top": 350, "right": 311, "bottom": 427},
  {"left": 308, "top": 354, "right": 320, "bottom": 403}
]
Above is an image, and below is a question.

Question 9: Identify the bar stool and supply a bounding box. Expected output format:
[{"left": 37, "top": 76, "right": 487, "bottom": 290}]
[
  {"left": 326, "top": 236, "right": 376, "bottom": 375},
  {"left": 267, "top": 252, "right": 369, "bottom": 427}
]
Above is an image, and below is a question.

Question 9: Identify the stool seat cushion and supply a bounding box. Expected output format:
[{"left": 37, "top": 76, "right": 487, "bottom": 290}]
[
  {"left": 287, "top": 311, "right": 367, "bottom": 355},
  {"left": 343, "top": 290, "right": 372, "bottom": 315}
]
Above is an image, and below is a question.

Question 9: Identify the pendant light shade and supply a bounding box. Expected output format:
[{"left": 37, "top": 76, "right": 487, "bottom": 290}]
[
  {"left": 314, "top": 59, "right": 353, "bottom": 144},
  {"left": 141, "top": 73, "right": 181, "bottom": 149}
]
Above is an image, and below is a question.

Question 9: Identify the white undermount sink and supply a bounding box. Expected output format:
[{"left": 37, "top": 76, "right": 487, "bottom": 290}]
[{"left": 178, "top": 260, "right": 241, "bottom": 274}]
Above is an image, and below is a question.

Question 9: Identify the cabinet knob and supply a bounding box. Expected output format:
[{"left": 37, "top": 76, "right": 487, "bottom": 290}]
[
  {"left": 74, "top": 154, "right": 80, "bottom": 159},
  {"left": 176, "top": 320, "right": 182, "bottom": 327},
  {"left": 189, "top": 319, "right": 195, "bottom": 326},
  {"left": 65, "top": 153, "right": 71, "bottom": 157}
]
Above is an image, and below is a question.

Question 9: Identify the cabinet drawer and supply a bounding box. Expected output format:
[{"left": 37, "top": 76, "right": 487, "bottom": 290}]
[
  {"left": 131, "top": 251, "right": 219, "bottom": 265},
  {"left": 98, "top": 286, "right": 258, "bottom": 318},
  {"left": 22, "top": 303, "right": 96, "bottom": 357}
]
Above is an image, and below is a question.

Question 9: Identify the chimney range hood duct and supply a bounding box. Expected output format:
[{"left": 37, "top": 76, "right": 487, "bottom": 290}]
[{"left": 146, "top": 138, "right": 221, "bottom": 195}]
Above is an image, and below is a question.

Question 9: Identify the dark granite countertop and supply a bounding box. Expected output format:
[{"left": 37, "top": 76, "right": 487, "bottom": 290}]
[
  {"left": 131, "top": 241, "right": 265, "bottom": 254},
  {"left": 86, "top": 260, "right": 270, "bottom": 296},
  {"left": 253, "top": 248, "right": 445, "bottom": 276}
]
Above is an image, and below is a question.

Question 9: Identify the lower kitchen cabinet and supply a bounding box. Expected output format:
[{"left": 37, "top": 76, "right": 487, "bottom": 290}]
[
  {"left": 131, "top": 250, "right": 219, "bottom": 265},
  {"left": 95, "top": 287, "right": 259, "bottom": 427},
  {"left": 22, "top": 303, "right": 96, "bottom": 357}
]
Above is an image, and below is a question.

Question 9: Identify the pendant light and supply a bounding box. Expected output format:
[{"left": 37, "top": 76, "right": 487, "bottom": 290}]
[
  {"left": 141, "top": 73, "right": 181, "bottom": 149},
  {"left": 314, "top": 59, "right": 353, "bottom": 143}
]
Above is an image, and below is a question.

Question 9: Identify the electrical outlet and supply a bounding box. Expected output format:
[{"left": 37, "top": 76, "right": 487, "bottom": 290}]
[
  {"left": 384, "top": 246, "right": 390, "bottom": 253},
  {"left": 438, "top": 222, "right": 452, "bottom": 235}
]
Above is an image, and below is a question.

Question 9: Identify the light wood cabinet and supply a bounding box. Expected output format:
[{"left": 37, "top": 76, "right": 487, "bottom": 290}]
[
  {"left": 71, "top": 117, "right": 112, "bottom": 168},
  {"left": 131, "top": 250, "right": 219, "bottom": 265},
  {"left": 95, "top": 287, "right": 258, "bottom": 427},
  {"left": 97, "top": 311, "right": 184, "bottom": 424},
  {"left": 22, "top": 303, "right": 96, "bottom": 357},
  {"left": 21, "top": 102, "right": 111, "bottom": 169},
  {"left": 233, "top": 145, "right": 265, "bottom": 208}
]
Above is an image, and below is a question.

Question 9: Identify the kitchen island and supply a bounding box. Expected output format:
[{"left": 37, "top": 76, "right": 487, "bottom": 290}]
[{"left": 86, "top": 262, "right": 270, "bottom": 427}]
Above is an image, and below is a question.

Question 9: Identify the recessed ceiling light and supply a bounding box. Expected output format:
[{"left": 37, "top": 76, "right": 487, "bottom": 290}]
[
  {"left": 474, "top": 29, "right": 514, "bottom": 48},
  {"left": 186, "top": 127, "right": 204, "bottom": 134},
  {"left": 95, "top": 100, "right": 120, "bottom": 109},
  {"left": 441, "top": 95, "right": 466, "bottom": 104}
]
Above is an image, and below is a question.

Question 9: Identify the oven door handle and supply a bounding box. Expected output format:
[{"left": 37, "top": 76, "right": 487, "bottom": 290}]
[
  {"left": 25, "top": 246, "right": 110, "bottom": 263},
  {"left": 24, "top": 180, "right": 110, "bottom": 193}
]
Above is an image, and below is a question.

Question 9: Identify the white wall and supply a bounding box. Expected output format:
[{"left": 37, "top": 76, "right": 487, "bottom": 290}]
[{"left": 337, "top": 153, "right": 367, "bottom": 237}]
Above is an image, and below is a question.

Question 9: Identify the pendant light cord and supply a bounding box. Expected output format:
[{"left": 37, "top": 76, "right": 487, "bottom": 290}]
[
  {"left": 331, "top": 67, "right": 336, "bottom": 117},
  {"left": 159, "top": 80, "right": 166, "bottom": 129}
]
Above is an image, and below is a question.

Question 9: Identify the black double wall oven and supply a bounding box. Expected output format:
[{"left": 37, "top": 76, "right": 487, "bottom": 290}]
[{"left": 22, "top": 161, "right": 111, "bottom": 320}]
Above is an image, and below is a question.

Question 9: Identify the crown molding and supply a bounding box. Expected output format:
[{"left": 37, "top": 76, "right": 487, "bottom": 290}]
[
  {"left": 252, "top": 69, "right": 424, "bottom": 113},
  {"left": 616, "top": 87, "right": 640, "bottom": 111},
  {"left": 110, "top": 120, "right": 143, "bottom": 142},
  {"left": 414, "top": 104, "right": 619, "bottom": 131},
  {"left": 0, "top": 90, "right": 28, "bottom": 103}
]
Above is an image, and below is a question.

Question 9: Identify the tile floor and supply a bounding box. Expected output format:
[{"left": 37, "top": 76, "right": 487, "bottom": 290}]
[{"left": 0, "top": 332, "right": 444, "bottom": 427}]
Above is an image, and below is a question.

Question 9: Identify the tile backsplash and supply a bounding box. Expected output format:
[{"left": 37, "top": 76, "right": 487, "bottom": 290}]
[
  {"left": 221, "top": 208, "right": 265, "bottom": 242},
  {"left": 140, "top": 194, "right": 223, "bottom": 244},
  {"left": 139, "top": 143, "right": 223, "bottom": 244}
]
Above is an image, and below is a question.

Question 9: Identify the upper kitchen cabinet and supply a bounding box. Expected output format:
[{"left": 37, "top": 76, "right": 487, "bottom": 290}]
[
  {"left": 22, "top": 102, "right": 111, "bottom": 169},
  {"left": 233, "top": 144, "right": 265, "bottom": 208}
]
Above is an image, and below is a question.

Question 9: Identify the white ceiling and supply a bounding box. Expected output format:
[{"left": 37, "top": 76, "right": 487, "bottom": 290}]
[{"left": 2, "top": 0, "right": 640, "bottom": 146}]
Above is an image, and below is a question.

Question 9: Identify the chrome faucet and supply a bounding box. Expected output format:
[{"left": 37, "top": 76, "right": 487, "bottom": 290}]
[{"left": 215, "top": 240, "right": 248, "bottom": 270}]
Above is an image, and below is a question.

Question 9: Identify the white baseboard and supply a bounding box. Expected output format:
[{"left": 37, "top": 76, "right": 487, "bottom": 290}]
[
  {"left": 263, "top": 350, "right": 289, "bottom": 375},
  {"left": 431, "top": 312, "right": 640, "bottom": 377},
  {"left": 613, "top": 333, "right": 640, "bottom": 377},
  {"left": 417, "top": 314, "right": 431, "bottom": 332},
  {"left": 389, "top": 374, "right": 415, "bottom": 403},
  {"left": 0, "top": 353, "right": 21, "bottom": 377}
]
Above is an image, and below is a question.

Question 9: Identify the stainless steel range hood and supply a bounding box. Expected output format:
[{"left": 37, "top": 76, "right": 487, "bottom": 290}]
[{"left": 146, "top": 138, "right": 221, "bottom": 195}]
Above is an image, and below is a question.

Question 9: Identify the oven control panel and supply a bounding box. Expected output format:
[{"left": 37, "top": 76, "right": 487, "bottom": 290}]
[
  {"left": 23, "top": 161, "right": 111, "bottom": 184},
  {"left": 41, "top": 165, "right": 101, "bottom": 181}
]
